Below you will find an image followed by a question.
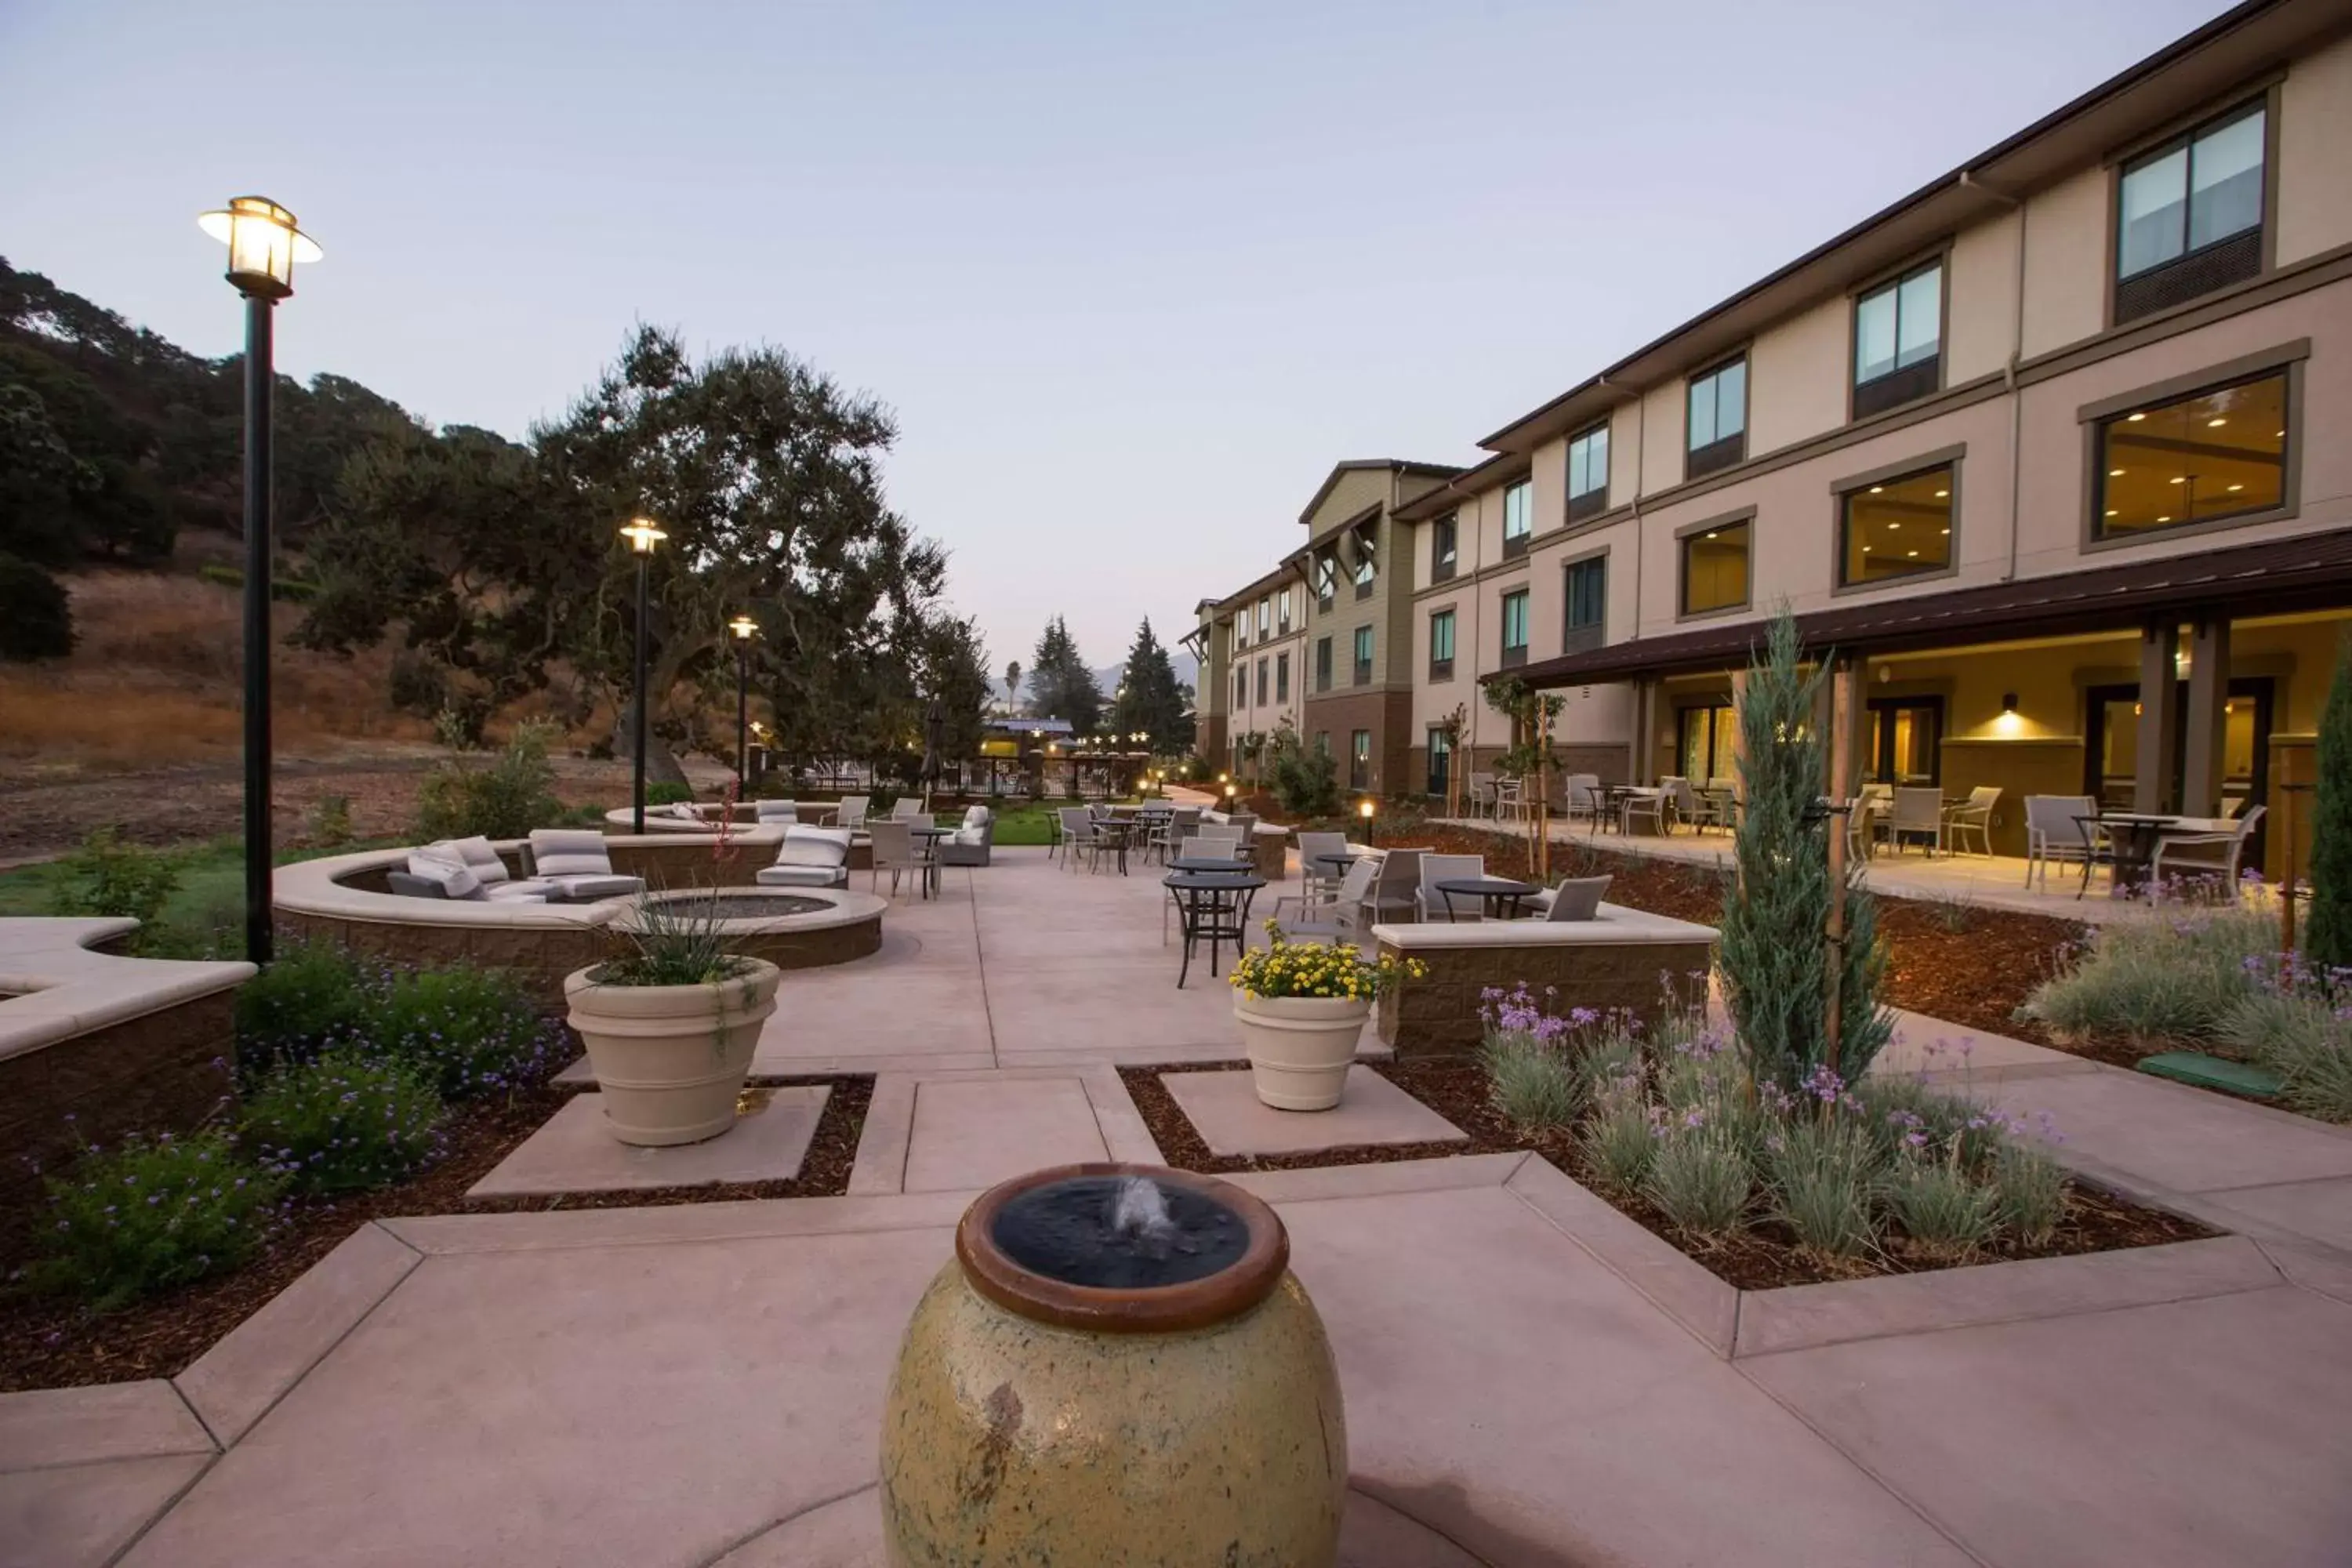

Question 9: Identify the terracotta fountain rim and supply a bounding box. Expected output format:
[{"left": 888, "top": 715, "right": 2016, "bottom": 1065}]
[{"left": 954, "top": 1162, "right": 1290, "bottom": 1335}]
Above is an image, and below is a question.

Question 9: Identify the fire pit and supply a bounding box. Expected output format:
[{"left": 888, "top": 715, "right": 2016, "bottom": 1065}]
[
  {"left": 611, "top": 886, "right": 886, "bottom": 971},
  {"left": 880, "top": 1163, "right": 1346, "bottom": 1565}
]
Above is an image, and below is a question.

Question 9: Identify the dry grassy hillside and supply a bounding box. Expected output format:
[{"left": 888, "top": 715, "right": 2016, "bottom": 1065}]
[{"left": 0, "top": 569, "right": 434, "bottom": 779}]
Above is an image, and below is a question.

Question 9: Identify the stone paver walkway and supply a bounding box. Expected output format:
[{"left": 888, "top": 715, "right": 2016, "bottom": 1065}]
[{"left": 8, "top": 845, "right": 2352, "bottom": 1566}]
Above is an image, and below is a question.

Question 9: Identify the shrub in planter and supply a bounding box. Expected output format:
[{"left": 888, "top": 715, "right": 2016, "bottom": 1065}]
[
  {"left": 374, "top": 965, "right": 561, "bottom": 1100},
  {"left": 1643, "top": 1123, "right": 1752, "bottom": 1235},
  {"left": 2021, "top": 906, "right": 2270, "bottom": 1042},
  {"left": 234, "top": 942, "right": 378, "bottom": 1080},
  {"left": 1763, "top": 1112, "right": 1878, "bottom": 1260},
  {"left": 32, "top": 1131, "right": 289, "bottom": 1310},
  {"left": 1882, "top": 1147, "right": 2003, "bottom": 1262},
  {"left": 1229, "top": 926, "right": 1423, "bottom": 1110},
  {"left": 244, "top": 1047, "right": 446, "bottom": 1193}
]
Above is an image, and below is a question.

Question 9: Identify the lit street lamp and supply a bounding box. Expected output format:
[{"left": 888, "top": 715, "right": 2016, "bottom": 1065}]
[
  {"left": 621, "top": 518, "right": 667, "bottom": 831},
  {"left": 728, "top": 613, "right": 759, "bottom": 794},
  {"left": 1357, "top": 797, "right": 1377, "bottom": 846},
  {"left": 198, "top": 196, "right": 321, "bottom": 965}
]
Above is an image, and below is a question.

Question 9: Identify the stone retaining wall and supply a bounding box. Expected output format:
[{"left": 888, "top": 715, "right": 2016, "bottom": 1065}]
[{"left": 1376, "top": 931, "right": 1714, "bottom": 1058}]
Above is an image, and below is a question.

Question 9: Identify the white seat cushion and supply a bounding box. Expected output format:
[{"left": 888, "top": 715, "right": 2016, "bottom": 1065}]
[
  {"left": 757, "top": 864, "right": 847, "bottom": 887},
  {"left": 665, "top": 802, "right": 700, "bottom": 820},
  {"left": 484, "top": 879, "right": 558, "bottom": 902},
  {"left": 430, "top": 836, "right": 513, "bottom": 884},
  {"left": 545, "top": 873, "right": 644, "bottom": 902},
  {"left": 405, "top": 852, "right": 481, "bottom": 901},
  {"left": 775, "top": 826, "right": 853, "bottom": 868},
  {"left": 529, "top": 829, "right": 616, "bottom": 880}
]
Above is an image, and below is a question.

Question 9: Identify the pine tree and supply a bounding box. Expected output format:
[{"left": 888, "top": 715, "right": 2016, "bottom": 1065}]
[
  {"left": 1718, "top": 612, "right": 1893, "bottom": 1090},
  {"left": 1110, "top": 618, "right": 1191, "bottom": 753},
  {"left": 1029, "top": 616, "right": 1102, "bottom": 732},
  {"left": 2305, "top": 631, "right": 2352, "bottom": 971}
]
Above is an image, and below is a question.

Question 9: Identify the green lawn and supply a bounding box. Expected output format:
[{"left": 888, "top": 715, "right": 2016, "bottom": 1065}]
[
  {"left": 982, "top": 797, "right": 1158, "bottom": 847},
  {"left": 0, "top": 836, "right": 404, "bottom": 957}
]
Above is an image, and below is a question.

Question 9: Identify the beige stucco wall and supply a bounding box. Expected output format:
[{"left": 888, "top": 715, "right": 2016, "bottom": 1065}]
[
  {"left": 1606, "top": 399, "right": 1643, "bottom": 510},
  {"left": 1747, "top": 294, "right": 1851, "bottom": 456},
  {"left": 2020, "top": 165, "right": 2108, "bottom": 358},
  {"left": 1638, "top": 380, "right": 1686, "bottom": 495},
  {"left": 2278, "top": 33, "right": 2352, "bottom": 267},
  {"left": 1947, "top": 209, "right": 2022, "bottom": 384}
]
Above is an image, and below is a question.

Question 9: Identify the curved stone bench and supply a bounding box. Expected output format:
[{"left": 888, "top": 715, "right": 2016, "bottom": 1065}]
[
  {"left": 273, "top": 833, "right": 880, "bottom": 1003},
  {"left": 1371, "top": 904, "right": 1718, "bottom": 1057},
  {"left": 0, "top": 918, "right": 254, "bottom": 1214}
]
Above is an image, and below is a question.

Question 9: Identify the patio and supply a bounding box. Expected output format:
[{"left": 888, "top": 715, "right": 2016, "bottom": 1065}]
[{"left": 5, "top": 845, "right": 2350, "bottom": 1566}]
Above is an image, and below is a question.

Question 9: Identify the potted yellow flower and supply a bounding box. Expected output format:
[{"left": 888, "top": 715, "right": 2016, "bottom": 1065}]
[{"left": 1229, "top": 924, "right": 1423, "bottom": 1110}]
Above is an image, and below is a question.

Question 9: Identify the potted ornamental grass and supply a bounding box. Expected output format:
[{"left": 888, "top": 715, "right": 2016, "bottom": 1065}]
[
  {"left": 564, "top": 896, "right": 779, "bottom": 1146},
  {"left": 1229, "top": 923, "right": 1422, "bottom": 1111}
]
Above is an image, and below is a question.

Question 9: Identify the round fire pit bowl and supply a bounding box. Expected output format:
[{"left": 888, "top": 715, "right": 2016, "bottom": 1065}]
[
  {"left": 880, "top": 1162, "right": 1346, "bottom": 1566},
  {"left": 612, "top": 887, "right": 884, "bottom": 971}
]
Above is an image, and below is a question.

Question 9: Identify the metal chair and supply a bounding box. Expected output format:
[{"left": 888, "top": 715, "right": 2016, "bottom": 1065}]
[
  {"left": 1270, "top": 856, "right": 1381, "bottom": 941},
  {"left": 1295, "top": 831, "right": 1351, "bottom": 905},
  {"left": 1621, "top": 787, "right": 1668, "bottom": 836},
  {"left": 2023, "top": 794, "right": 2102, "bottom": 891},
  {"left": 1364, "top": 849, "right": 1423, "bottom": 925},
  {"left": 1415, "top": 854, "right": 1487, "bottom": 922},
  {"left": 1943, "top": 786, "right": 2001, "bottom": 858},
  {"left": 1563, "top": 773, "right": 1601, "bottom": 826},
  {"left": 866, "top": 819, "right": 935, "bottom": 900},
  {"left": 2152, "top": 804, "right": 2266, "bottom": 893},
  {"left": 1886, "top": 787, "right": 1945, "bottom": 855}
]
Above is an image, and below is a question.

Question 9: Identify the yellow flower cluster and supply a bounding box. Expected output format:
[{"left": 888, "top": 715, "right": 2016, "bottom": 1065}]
[{"left": 1230, "top": 922, "right": 1428, "bottom": 1001}]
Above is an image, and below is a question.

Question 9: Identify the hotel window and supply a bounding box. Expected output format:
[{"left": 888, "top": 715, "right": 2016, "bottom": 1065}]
[
  {"left": 1352, "top": 625, "right": 1374, "bottom": 686},
  {"left": 1315, "top": 636, "right": 1333, "bottom": 693},
  {"left": 1686, "top": 356, "right": 1748, "bottom": 479},
  {"left": 1566, "top": 423, "right": 1610, "bottom": 523},
  {"left": 1680, "top": 518, "right": 1751, "bottom": 615},
  {"left": 1853, "top": 261, "right": 1942, "bottom": 418},
  {"left": 1426, "top": 727, "right": 1453, "bottom": 797},
  {"left": 1500, "top": 589, "right": 1530, "bottom": 669},
  {"left": 1501, "top": 480, "right": 1532, "bottom": 558},
  {"left": 1255, "top": 657, "right": 1269, "bottom": 706},
  {"left": 1315, "top": 549, "right": 1338, "bottom": 607},
  {"left": 1428, "top": 608, "right": 1456, "bottom": 681},
  {"left": 1229, "top": 618, "right": 1243, "bottom": 653},
  {"left": 1431, "top": 514, "right": 1458, "bottom": 583},
  {"left": 1839, "top": 463, "right": 1954, "bottom": 586},
  {"left": 1276, "top": 588, "right": 1292, "bottom": 634},
  {"left": 1314, "top": 731, "right": 1330, "bottom": 757},
  {"left": 1275, "top": 651, "right": 1290, "bottom": 702},
  {"left": 1353, "top": 529, "right": 1377, "bottom": 598},
  {"left": 2094, "top": 369, "right": 2288, "bottom": 540},
  {"left": 1257, "top": 597, "right": 1270, "bottom": 638},
  {"left": 1679, "top": 703, "right": 1740, "bottom": 785},
  {"left": 2116, "top": 100, "right": 2266, "bottom": 323},
  {"left": 1233, "top": 670, "right": 1247, "bottom": 710},
  {"left": 1349, "top": 730, "right": 1371, "bottom": 790},
  {"left": 1564, "top": 557, "right": 1606, "bottom": 650}
]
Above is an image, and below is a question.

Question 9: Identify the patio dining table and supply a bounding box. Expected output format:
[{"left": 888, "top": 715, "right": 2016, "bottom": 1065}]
[
  {"left": 909, "top": 824, "right": 953, "bottom": 898},
  {"left": 2075, "top": 811, "right": 2236, "bottom": 898},
  {"left": 1163, "top": 870, "right": 1264, "bottom": 988}
]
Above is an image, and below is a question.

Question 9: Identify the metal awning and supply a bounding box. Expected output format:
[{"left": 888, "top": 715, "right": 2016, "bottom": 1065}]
[{"left": 1502, "top": 529, "right": 2352, "bottom": 688}]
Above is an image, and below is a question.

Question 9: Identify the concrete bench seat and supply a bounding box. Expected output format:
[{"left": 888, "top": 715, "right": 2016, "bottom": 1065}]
[{"left": 1371, "top": 903, "right": 1719, "bottom": 1057}]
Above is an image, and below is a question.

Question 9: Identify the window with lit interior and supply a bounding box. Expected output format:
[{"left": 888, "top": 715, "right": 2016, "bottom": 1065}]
[
  {"left": 2094, "top": 370, "right": 2286, "bottom": 539},
  {"left": 1839, "top": 464, "right": 1953, "bottom": 586},
  {"left": 1679, "top": 520, "right": 1750, "bottom": 615}
]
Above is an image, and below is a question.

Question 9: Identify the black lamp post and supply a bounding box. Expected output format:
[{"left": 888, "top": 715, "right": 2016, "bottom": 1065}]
[
  {"left": 621, "top": 518, "right": 666, "bottom": 831},
  {"left": 728, "top": 613, "right": 758, "bottom": 794},
  {"left": 199, "top": 196, "right": 321, "bottom": 967}
]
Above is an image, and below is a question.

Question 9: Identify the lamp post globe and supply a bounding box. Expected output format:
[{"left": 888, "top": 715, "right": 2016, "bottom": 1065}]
[
  {"left": 622, "top": 519, "right": 667, "bottom": 832},
  {"left": 198, "top": 196, "right": 320, "bottom": 967},
  {"left": 728, "top": 614, "right": 760, "bottom": 795}
]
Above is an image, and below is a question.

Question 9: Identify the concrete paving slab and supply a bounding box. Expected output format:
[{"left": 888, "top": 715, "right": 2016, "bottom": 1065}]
[
  {"left": 1984, "top": 1065, "right": 2352, "bottom": 1196},
  {"left": 1743, "top": 1284, "right": 2352, "bottom": 1568},
  {"left": 2202, "top": 1174, "right": 2352, "bottom": 1254},
  {"left": 849, "top": 1065, "right": 1157, "bottom": 1195},
  {"left": 467, "top": 1087, "right": 829, "bottom": 1197},
  {"left": 898, "top": 1075, "right": 1109, "bottom": 1192},
  {"left": 0, "top": 1454, "right": 209, "bottom": 1568},
  {"left": 175, "top": 1223, "right": 420, "bottom": 1446},
  {"left": 1161, "top": 1066, "right": 1468, "bottom": 1156},
  {"left": 1503, "top": 1153, "right": 1742, "bottom": 1356},
  {"left": 1873, "top": 1009, "right": 2090, "bottom": 1079},
  {"left": 0, "top": 1381, "right": 212, "bottom": 1472}
]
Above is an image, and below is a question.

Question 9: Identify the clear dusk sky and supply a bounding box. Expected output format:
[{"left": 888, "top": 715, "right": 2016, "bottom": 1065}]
[{"left": 0, "top": 0, "right": 2230, "bottom": 677}]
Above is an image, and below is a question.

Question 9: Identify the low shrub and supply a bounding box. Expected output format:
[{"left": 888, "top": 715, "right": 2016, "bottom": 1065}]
[
  {"left": 1643, "top": 1125, "right": 1752, "bottom": 1235},
  {"left": 0, "top": 550, "right": 74, "bottom": 661},
  {"left": 45, "top": 827, "right": 180, "bottom": 927},
  {"left": 2022, "top": 906, "right": 2271, "bottom": 1042},
  {"left": 1764, "top": 1113, "right": 1878, "bottom": 1259},
  {"left": 1882, "top": 1148, "right": 2003, "bottom": 1261},
  {"left": 234, "top": 942, "right": 377, "bottom": 1080},
  {"left": 243, "top": 1047, "right": 446, "bottom": 1192},
  {"left": 416, "top": 721, "right": 561, "bottom": 840},
  {"left": 2223, "top": 978, "right": 2352, "bottom": 1123},
  {"left": 1992, "top": 1140, "right": 2067, "bottom": 1247},
  {"left": 308, "top": 793, "right": 355, "bottom": 848},
  {"left": 1578, "top": 1075, "right": 1657, "bottom": 1194},
  {"left": 373, "top": 965, "right": 561, "bottom": 1099},
  {"left": 31, "top": 1131, "right": 289, "bottom": 1310},
  {"left": 645, "top": 781, "right": 694, "bottom": 807},
  {"left": 1481, "top": 1036, "right": 1581, "bottom": 1130}
]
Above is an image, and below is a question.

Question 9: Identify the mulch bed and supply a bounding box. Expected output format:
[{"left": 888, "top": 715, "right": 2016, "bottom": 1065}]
[
  {"left": 0, "top": 1073, "right": 871, "bottom": 1392},
  {"left": 1121, "top": 1058, "right": 2214, "bottom": 1292}
]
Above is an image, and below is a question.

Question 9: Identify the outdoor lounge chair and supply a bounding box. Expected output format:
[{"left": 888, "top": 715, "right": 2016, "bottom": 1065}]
[
  {"left": 522, "top": 829, "right": 647, "bottom": 902},
  {"left": 1943, "top": 786, "right": 2001, "bottom": 857},
  {"left": 1522, "top": 874, "right": 1612, "bottom": 921},
  {"left": 937, "top": 804, "right": 995, "bottom": 867},
  {"left": 2151, "top": 804, "right": 2265, "bottom": 892},
  {"left": 2023, "top": 794, "right": 2102, "bottom": 891},
  {"left": 757, "top": 826, "right": 852, "bottom": 888},
  {"left": 393, "top": 840, "right": 558, "bottom": 903},
  {"left": 1269, "top": 856, "right": 1381, "bottom": 941}
]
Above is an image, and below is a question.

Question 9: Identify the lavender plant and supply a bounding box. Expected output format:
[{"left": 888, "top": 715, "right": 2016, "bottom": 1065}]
[
  {"left": 1642, "top": 1123, "right": 1753, "bottom": 1235},
  {"left": 1762, "top": 1111, "right": 1879, "bottom": 1259}
]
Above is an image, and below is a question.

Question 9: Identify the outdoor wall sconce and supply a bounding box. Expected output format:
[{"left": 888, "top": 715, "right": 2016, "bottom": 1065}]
[{"left": 2001, "top": 693, "right": 2019, "bottom": 714}]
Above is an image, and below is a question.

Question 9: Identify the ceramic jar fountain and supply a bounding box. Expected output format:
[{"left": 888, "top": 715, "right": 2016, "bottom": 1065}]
[{"left": 880, "top": 1162, "right": 1347, "bottom": 1566}]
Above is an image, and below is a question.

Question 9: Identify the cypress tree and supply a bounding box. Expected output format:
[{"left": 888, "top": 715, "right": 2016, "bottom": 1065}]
[{"left": 2304, "top": 631, "right": 2352, "bottom": 971}]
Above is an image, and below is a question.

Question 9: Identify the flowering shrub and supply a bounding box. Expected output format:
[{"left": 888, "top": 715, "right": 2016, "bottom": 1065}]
[
  {"left": 2222, "top": 952, "right": 2352, "bottom": 1122},
  {"left": 234, "top": 942, "right": 378, "bottom": 1080},
  {"left": 243, "top": 1047, "right": 448, "bottom": 1193},
  {"left": 1475, "top": 985, "right": 2076, "bottom": 1264},
  {"left": 2021, "top": 905, "right": 2272, "bottom": 1041},
  {"left": 31, "top": 1131, "right": 289, "bottom": 1310},
  {"left": 1230, "top": 924, "right": 1424, "bottom": 1003},
  {"left": 373, "top": 967, "right": 564, "bottom": 1100}
]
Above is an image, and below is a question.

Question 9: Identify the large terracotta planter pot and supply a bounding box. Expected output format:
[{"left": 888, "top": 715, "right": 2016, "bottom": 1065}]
[
  {"left": 1232, "top": 992, "right": 1374, "bottom": 1111},
  {"left": 561, "top": 959, "right": 779, "bottom": 1145},
  {"left": 880, "top": 1163, "right": 1346, "bottom": 1567}
]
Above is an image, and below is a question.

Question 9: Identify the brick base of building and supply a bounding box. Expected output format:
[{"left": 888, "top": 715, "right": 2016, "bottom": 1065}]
[{"left": 1376, "top": 938, "right": 1712, "bottom": 1057}]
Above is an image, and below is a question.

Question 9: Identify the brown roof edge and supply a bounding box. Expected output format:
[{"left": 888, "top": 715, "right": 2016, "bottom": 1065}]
[
  {"left": 1294, "top": 458, "right": 1465, "bottom": 528},
  {"left": 1475, "top": 0, "right": 2299, "bottom": 456},
  {"left": 1392, "top": 450, "right": 1537, "bottom": 522},
  {"left": 1498, "top": 529, "right": 2352, "bottom": 687}
]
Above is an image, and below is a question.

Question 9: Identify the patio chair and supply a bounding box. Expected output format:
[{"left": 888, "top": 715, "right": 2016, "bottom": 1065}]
[
  {"left": 394, "top": 840, "right": 557, "bottom": 903},
  {"left": 757, "top": 826, "right": 852, "bottom": 888},
  {"left": 424, "top": 837, "right": 561, "bottom": 900},
  {"left": 1667, "top": 776, "right": 1725, "bottom": 834},
  {"left": 753, "top": 799, "right": 799, "bottom": 826},
  {"left": 867, "top": 819, "right": 935, "bottom": 900},
  {"left": 1563, "top": 773, "right": 1600, "bottom": 826},
  {"left": 1943, "top": 786, "right": 2001, "bottom": 858},
  {"left": 1621, "top": 787, "right": 1668, "bottom": 836},
  {"left": 1523, "top": 873, "right": 1613, "bottom": 922},
  {"left": 2023, "top": 794, "right": 2102, "bottom": 891},
  {"left": 937, "top": 804, "right": 995, "bottom": 867},
  {"left": 1494, "top": 777, "right": 1526, "bottom": 824},
  {"left": 1295, "top": 830, "right": 1350, "bottom": 902},
  {"left": 836, "top": 797, "right": 870, "bottom": 831},
  {"left": 1058, "top": 808, "right": 1102, "bottom": 873},
  {"left": 1415, "top": 853, "right": 1487, "bottom": 922},
  {"left": 523, "top": 829, "right": 647, "bottom": 902},
  {"left": 1886, "top": 787, "right": 1945, "bottom": 855},
  {"left": 2152, "top": 804, "right": 2266, "bottom": 892},
  {"left": 1269, "top": 856, "right": 1381, "bottom": 941},
  {"left": 1365, "top": 848, "right": 1423, "bottom": 925},
  {"left": 1468, "top": 772, "right": 1497, "bottom": 818}
]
